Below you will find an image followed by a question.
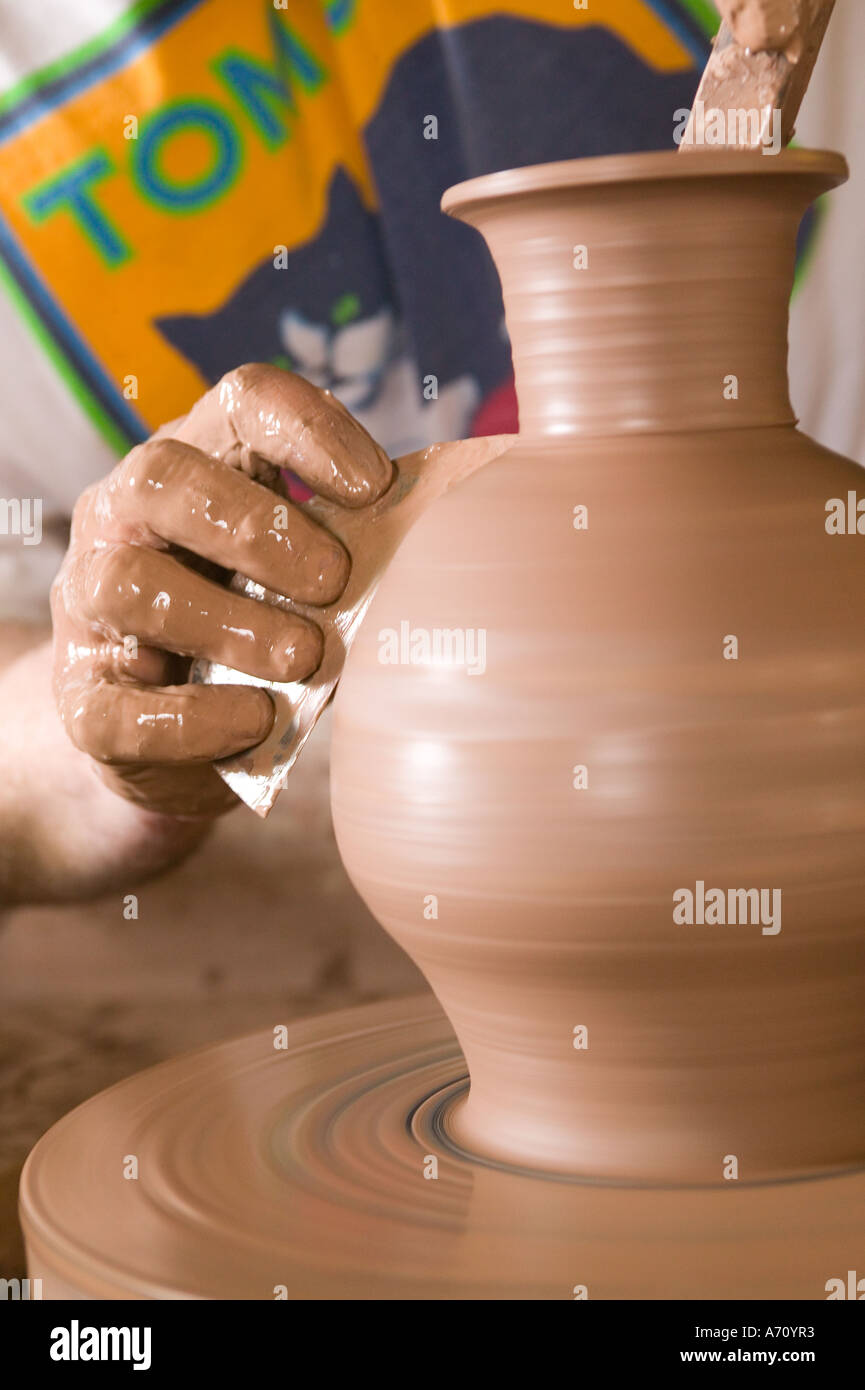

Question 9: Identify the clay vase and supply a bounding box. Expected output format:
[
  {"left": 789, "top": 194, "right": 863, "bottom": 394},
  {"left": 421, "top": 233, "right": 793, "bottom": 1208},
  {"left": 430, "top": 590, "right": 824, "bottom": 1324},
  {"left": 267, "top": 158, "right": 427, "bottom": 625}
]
[{"left": 330, "top": 148, "right": 865, "bottom": 1185}]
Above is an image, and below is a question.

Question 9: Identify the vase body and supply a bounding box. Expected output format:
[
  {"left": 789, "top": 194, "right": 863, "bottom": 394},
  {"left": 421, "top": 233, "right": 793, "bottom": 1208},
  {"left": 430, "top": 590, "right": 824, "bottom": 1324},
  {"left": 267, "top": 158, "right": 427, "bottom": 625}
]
[{"left": 330, "top": 149, "right": 865, "bottom": 1184}]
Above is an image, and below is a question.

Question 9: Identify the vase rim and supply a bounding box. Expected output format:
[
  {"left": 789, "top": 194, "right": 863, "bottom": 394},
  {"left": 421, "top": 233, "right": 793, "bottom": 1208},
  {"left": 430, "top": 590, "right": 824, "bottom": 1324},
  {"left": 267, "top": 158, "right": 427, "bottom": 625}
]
[{"left": 441, "top": 146, "right": 848, "bottom": 217}]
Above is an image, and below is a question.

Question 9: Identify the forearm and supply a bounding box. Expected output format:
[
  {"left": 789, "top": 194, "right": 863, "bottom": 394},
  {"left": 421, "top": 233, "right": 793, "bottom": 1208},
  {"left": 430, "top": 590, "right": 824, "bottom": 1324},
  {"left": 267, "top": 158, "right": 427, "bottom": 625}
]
[
  {"left": 0, "top": 624, "right": 49, "bottom": 907},
  {"left": 0, "top": 639, "right": 211, "bottom": 908},
  {"left": 0, "top": 618, "right": 47, "bottom": 672}
]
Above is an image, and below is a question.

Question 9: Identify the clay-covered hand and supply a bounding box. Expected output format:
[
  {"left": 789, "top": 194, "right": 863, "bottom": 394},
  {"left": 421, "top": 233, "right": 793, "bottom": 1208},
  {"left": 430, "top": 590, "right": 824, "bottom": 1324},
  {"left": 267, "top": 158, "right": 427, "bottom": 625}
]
[{"left": 52, "top": 364, "right": 393, "bottom": 817}]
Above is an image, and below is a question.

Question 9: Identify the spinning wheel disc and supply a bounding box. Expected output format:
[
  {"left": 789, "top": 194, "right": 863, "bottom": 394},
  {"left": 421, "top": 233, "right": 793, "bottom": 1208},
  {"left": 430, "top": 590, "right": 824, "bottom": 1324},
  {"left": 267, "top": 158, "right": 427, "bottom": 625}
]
[{"left": 20, "top": 995, "right": 865, "bottom": 1299}]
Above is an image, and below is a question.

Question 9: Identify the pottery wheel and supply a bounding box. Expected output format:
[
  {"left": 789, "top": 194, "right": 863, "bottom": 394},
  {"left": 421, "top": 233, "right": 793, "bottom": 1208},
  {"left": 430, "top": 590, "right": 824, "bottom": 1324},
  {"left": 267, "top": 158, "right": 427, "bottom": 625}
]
[{"left": 19, "top": 995, "right": 865, "bottom": 1300}]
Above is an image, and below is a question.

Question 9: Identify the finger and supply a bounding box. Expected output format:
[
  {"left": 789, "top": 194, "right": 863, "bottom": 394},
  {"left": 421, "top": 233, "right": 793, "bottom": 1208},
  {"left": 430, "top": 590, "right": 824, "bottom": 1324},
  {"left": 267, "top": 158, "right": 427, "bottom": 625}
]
[
  {"left": 95, "top": 762, "right": 240, "bottom": 818},
  {"left": 112, "top": 437, "right": 350, "bottom": 605},
  {"left": 66, "top": 543, "right": 324, "bottom": 681},
  {"left": 62, "top": 676, "right": 275, "bottom": 764},
  {"left": 173, "top": 363, "right": 394, "bottom": 507},
  {"left": 51, "top": 627, "right": 173, "bottom": 687}
]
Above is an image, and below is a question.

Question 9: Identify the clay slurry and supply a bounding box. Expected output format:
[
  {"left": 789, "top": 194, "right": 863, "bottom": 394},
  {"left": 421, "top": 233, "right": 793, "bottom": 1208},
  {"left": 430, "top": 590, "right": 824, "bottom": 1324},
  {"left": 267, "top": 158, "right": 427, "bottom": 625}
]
[
  {"left": 201, "top": 432, "right": 515, "bottom": 816},
  {"left": 52, "top": 363, "right": 392, "bottom": 815}
]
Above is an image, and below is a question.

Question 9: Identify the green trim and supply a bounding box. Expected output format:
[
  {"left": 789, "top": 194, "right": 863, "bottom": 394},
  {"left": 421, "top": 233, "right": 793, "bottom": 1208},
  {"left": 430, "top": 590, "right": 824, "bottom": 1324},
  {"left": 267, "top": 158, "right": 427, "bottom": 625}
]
[
  {"left": 792, "top": 196, "right": 824, "bottom": 300},
  {"left": 331, "top": 291, "right": 359, "bottom": 326},
  {"left": 0, "top": 254, "right": 131, "bottom": 454},
  {"left": 676, "top": 0, "right": 719, "bottom": 37},
  {"left": 0, "top": 0, "right": 168, "bottom": 117}
]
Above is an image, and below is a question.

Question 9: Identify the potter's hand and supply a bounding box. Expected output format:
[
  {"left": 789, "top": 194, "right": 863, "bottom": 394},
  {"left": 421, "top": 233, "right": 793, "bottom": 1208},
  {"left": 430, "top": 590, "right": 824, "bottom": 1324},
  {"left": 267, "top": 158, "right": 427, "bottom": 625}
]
[
  {"left": 0, "top": 639, "right": 216, "bottom": 905},
  {"left": 52, "top": 365, "right": 392, "bottom": 818}
]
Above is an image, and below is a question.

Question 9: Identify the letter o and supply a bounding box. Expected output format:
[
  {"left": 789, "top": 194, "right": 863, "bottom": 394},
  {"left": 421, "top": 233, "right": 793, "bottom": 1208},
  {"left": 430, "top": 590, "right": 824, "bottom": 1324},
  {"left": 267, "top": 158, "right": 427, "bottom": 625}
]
[{"left": 133, "top": 99, "right": 241, "bottom": 211}]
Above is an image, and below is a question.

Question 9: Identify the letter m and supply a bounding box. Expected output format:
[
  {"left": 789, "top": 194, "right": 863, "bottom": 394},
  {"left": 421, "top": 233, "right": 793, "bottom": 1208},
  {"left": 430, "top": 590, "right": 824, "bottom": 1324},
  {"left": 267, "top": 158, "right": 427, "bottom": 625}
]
[
  {"left": 103, "top": 1328, "right": 130, "bottom": 1359},
  {"left": 731, "top": 109, "right": 761, "bottom": 146},
  {"left": 439, "top": 629, "right": 466, "bottom": 665},
  {"left": 729, "top": 888, "right": 760, "bottom": 924}
]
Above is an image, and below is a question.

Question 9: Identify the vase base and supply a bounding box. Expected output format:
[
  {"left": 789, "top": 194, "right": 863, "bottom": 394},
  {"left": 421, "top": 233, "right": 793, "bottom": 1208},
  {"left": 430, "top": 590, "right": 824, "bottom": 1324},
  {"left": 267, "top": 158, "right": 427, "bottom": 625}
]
[
  {"left": 20, "top": 993, "right": 865, "bottom": 1299},
  {"left": 439, "top": 1088, "right": 865, "bottom": 1192}
]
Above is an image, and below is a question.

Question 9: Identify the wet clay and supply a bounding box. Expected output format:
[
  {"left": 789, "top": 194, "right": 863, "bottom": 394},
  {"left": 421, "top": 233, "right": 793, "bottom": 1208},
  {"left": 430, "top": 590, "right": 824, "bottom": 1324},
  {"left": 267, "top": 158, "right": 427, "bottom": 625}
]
[
  {"left": 716, "top": 0, "right": 816, "bottom": 61},
  {"left": 51, "top": 364, "right": 392, "bottom": 815},
  {"left": 171, "top": 365, "right": 393, "bottom": 508},
  {"left": 683, "top": 1, "right": 835, "bottom": 150},
  {"left": 24, "top": 148, "right": 865, "bottom": 1298},
  {"left": 330, "top": 149, "right": 865, "bottom": 1183},
  {"left": 199, "top": 434, "right": 513, "bottom": 816},
  {"left": 19, "top": 997, "right": 865, "bottom": 1298}
]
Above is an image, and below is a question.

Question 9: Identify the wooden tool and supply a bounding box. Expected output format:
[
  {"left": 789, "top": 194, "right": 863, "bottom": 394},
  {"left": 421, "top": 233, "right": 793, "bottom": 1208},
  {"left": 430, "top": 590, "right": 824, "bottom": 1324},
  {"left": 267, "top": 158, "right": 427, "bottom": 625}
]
[{"left": 679, "top": 0, "right": 836, "bottom": 152}]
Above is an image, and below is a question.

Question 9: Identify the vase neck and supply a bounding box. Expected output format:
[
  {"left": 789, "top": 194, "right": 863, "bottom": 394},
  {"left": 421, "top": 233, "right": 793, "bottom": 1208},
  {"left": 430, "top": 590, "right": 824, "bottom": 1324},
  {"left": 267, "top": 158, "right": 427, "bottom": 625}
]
[{"left": 447, "top": 153, "right": 844, "bottom": 440}]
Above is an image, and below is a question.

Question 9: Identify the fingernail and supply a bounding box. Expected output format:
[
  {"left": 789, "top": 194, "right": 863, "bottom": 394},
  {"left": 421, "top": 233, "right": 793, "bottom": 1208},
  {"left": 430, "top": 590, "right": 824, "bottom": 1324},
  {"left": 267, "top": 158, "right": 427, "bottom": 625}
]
[
  {"left": 243, "top": 688, "right": 275, "bottom": 740},
  {"left": 347, "top": 437, "right": 393, "bottom": 504},
  {"left": 309, "top": 540, "right": 350, "bottom": 605},
  {"left": 279, "top": 621, "right": 324, "bottom": 682}
]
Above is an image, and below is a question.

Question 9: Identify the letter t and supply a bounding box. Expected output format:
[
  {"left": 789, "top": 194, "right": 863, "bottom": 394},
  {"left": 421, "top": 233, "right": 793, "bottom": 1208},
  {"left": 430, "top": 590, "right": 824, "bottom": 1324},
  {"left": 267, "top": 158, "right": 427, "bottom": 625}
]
[{"left": 24, "top": 151, "right": 131, "bottom": 266}]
